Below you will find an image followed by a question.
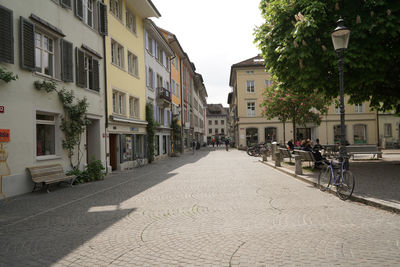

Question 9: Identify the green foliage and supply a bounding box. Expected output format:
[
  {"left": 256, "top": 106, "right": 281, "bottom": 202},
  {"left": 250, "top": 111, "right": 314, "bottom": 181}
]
[
  {"left": 67, "top": 159, "right": 105, "bottom": 184},
  {"left": 260, "top": 84, "right": 330, "bottom": 141},
  {"left": 35, "top": 80, "right": 90, "bottom": 168},
  {"left": 146, "top": 103, "right": 155, "bottom": 163},
  {"left": 254, "top": 0, "right": 400, "bottom": 113},
  {"left": 171, "top": 117, "right": 182, "bottom": 153},
  {"left": 0, "top": 67, "right": 18, "bottom": 83}
]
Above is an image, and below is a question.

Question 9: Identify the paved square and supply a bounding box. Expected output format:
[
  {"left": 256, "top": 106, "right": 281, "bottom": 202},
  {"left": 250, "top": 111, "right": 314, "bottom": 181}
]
[{"left": 0, "top": 148, "right": 399, "bottom": 266}]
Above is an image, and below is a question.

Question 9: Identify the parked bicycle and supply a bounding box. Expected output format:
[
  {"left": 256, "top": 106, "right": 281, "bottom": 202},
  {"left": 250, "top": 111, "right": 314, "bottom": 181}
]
[
  {"left": 136, "top": 155, "right": 144, "bottom": 168},
  {"left": 247, "top": 143, "right": 271, "bottom": 157},
  {"left": 318, "top": 156, "right": 355, "bottom": 200}
]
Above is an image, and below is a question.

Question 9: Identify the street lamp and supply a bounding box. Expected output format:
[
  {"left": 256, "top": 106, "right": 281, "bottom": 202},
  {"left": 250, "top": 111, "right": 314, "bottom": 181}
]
[{"left": 331, "top": 18, "right": 350, "bottom": 168}]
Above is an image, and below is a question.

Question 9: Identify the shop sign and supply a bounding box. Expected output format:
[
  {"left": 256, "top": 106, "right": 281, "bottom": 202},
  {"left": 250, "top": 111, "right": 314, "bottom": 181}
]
[
  {"left": 0, "top": 129, "right": 10, "bottom": 142},
  {"left": 0, "top": 106, "right": 4, "bottom": 113}
]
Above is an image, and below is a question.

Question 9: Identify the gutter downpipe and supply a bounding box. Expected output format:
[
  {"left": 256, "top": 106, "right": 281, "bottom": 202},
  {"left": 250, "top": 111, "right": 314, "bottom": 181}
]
[
  {"left": 102, "top": 10, "right": 109, "bottom": 174},
  {"left": 180, "top": 57, "right": 185, "bottom": 154}
]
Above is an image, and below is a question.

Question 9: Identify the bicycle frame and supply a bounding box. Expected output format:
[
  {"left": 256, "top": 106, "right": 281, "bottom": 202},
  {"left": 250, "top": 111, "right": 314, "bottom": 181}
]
[{"left": 327, "top": 159, "right": 345, "bottom": 186}]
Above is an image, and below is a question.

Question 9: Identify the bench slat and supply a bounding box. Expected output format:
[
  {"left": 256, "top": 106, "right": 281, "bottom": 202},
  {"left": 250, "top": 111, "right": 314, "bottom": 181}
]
[{"left": 27, "top": 164, "right": 75, "bottom": 186}]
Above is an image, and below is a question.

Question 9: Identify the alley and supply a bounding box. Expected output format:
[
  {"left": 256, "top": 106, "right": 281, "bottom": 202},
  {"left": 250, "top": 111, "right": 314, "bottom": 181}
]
[{"left": 0, "top": 148, "right": 399, "bottom": 266}]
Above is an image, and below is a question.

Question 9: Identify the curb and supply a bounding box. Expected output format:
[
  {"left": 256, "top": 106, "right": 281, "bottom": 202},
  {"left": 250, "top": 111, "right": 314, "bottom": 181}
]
[{"left": 260, "top": 160, "right": 400, "bottom": 214}]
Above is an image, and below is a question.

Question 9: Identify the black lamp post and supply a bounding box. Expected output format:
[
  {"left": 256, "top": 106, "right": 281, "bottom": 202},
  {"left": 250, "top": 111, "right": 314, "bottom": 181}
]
[{"left": 331, "top": 18, "right": 350, "bottom": 168}]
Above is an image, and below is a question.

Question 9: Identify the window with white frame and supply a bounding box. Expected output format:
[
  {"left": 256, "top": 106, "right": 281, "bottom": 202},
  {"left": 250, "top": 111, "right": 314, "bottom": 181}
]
[
  {"left": 148, "top": 67, "right": 154, "bottom": 89},
  {"left": 110, "top": 0, "right": 122, "bottom": 20},
  {"left": 129, "top": 96, "right": 139, "bottom": 118},
  {"left": 157, "top": 46, "right": 162, "bottom": 63},
  {"left": 112, "top": 90, "right": 126, "bottom": 115},
  {"left": 82, "top": 0, "right": 95, "bottom": 28},
  {"left": 354, "top": 103, "right": 364, "bottom": 113},
  {"left": 246, "top": 70, "right": 254, "bottom": 74},
  {"left": 126, "top": 9, "right": 136, "bottom": 33},
  {"left": 36, "top": 112, "right": 57, "bottom": 157},
  {"left": 209, "top": 129, "right": 212, "bottom": 134},
  {"left": 147, "top": 35, "right": 153, "bottom": 55},
  {"left": 111, "top": 39, "right": 124, "bottom": 68},
  {"left": 176, "top": 83, "right": 179, "bottom": 97},
  {"left": 384, "top": 123, "right": 392, "bottom": 137},
  {"left": 247, "top": 101, "right": 256, "bottom": 116},
  {"left": 221, "top": 120, "right": 224, "bottom": 125},
  {"left": 127, "top": 51, "right": 138, "bottom": 76},
  {"left": 172, "top": 79, "right": 175, "bottom": 95},
  {"left": 215, "top": 120, "right": 218, "bottom": 125},
  {"left": 246, "top": 80, "right": 255, "bottom": 93},
  {"left": 85, "top": 54, "right": 93, "bottom": 89},
  {"left": 157, "top": 74, "right": 163, "bottom": 88},
  {"left": 209, "top": 120, "right": 212, "bottom": 125},
  {"left": 215, "top": 128, "right": 218, "bottom": 134},
  {"left": 35, "top": 32, "right": 55, "bottom": 77}
]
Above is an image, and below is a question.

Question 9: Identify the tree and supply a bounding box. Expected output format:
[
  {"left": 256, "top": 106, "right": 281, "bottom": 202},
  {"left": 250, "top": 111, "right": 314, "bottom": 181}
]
[
  {"left": 260, "top": 84, "right": 330, "bottom": 142},
  {"left": 254, "top": 0, "right": 400, "bottom": 113}
]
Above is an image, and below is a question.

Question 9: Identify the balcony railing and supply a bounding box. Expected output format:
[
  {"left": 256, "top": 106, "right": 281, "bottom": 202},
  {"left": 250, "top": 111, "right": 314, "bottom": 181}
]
[{"left": 157, "top": 87, "right": 171, "bottom": 102}]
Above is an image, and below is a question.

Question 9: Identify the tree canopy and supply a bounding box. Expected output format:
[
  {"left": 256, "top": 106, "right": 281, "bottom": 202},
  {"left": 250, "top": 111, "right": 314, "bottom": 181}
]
[
  {"left": 260, "top": 85, "right": 330, "bottom": 141},
  {"left": 254, "top": 0, "right": 400, "bottom": 112}
]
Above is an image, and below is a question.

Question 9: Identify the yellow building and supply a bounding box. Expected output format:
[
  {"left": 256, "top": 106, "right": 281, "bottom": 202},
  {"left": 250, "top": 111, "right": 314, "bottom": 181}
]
[
  {"left": 104, "top": 0, "right": 160, "bottom": 171},
  {"left": 229, "top": 55, "right": 379, "bottom": 148}
]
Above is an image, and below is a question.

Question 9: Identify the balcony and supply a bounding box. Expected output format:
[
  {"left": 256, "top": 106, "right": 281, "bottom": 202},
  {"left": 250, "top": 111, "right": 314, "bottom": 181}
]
[{"left": 157, "top": 87, "right": 171, "bottom": 108}]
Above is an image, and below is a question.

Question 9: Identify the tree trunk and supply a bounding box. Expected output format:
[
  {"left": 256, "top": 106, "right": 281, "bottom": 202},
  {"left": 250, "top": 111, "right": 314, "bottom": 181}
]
[
  {"left": 283, "top": 121, "right": 286, "bottom": 145},
  {"left": 292, "top": 119, "right": 296, "bottom": 144}
]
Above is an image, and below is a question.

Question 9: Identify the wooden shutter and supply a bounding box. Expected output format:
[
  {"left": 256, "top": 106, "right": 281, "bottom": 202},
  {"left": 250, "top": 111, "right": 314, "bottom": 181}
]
[
  {"left": 145, "top": 66, "right": 149, "bottom": 87},
  {"left": 98, "top": 1, "right": 108, "bottom": 35},
  {"left": 61, "top": 39, "right": 73, "bottom": 82},
  {"left": 0, "top": 5, "right": 14, "bottom": 64},
  {"left": 19, "top": 16, "right": 35, "bottom": 71},
  {"left": 60, "top": 0, "right": 72, "bottom": 9},
  {"left": 92, "top": 58, "right": 100, "bottom": 91},
  {"left": 145, "top": 31, "right": 148, "bottom": 50},
  {"left": 75, "top": 0, "right": 83, "bottom": 20},
  {"left": 75, "top": 47, "right": 86, "bottom": 87}
]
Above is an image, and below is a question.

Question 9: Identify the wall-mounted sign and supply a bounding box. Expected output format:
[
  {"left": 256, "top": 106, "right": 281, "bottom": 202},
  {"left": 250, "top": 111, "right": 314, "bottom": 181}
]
[
  {"left": 0, "top": 129, "right": 10, "bottom": 142},
  {"left": 0, "top": 106, "right": 4, "bottom": 113}
]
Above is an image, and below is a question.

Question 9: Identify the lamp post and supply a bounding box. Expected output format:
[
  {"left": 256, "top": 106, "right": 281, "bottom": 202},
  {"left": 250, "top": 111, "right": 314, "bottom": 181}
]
[{"left": 331, "top": 18, "right": 351, "bottom": 168}]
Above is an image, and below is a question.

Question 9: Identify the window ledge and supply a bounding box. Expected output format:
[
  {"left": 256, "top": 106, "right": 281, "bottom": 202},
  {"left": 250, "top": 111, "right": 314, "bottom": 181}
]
[
  {"left": 36, "top": 155, "right": 62, "bottom": 161},
  {"left": 111, "top": 63, "right": 126, "bottom": 72},
  {"left": 128, "top": 72, "right": 139, "bottom": 79},
  {"left": 33, "top": 72, "right": 62, "bottom": 83}
]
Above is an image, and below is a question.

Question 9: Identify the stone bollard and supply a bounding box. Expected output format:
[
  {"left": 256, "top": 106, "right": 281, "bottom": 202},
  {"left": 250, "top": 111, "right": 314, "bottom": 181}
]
[
  {"left": 294, "top": 155, "right": 302, "bottom": 175},
  {"left": 271, "top": 142, "right": 277, "bottom": 161},
  {"left": 274, "top": 152, "right": 281, "bottom": 167},
  {"left": 262, "top": 149, "right": 268, "bottom": 162},
  {"left": 378, "top": 147, "right": 383, "bottom": 159}
]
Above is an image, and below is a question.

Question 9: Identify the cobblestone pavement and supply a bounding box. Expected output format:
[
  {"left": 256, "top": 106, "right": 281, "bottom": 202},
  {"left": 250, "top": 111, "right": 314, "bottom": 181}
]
[{"left": 0, "top": 148, "right": 399, "bottom": 266}]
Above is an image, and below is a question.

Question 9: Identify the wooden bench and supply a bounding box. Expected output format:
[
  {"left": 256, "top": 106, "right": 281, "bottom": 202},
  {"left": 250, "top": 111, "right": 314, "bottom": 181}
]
[
  {"left": 279, "top": 148, "right": 293, "bottom": 163},
  {"left": 27, "top": 164, "right": 76, "bottom": 192},
  {"left": 293, "top": 149, "right": 327, "bottom": 169},
  {"left": 346, "top": 145, "right": 382, "bottom": 159}
]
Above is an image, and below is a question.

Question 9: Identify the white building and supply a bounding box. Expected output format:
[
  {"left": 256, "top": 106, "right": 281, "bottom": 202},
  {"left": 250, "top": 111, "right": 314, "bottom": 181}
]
[
  {"left": 0, "top": 0, "right": 107, "bottom": 197},
  {"left": 206, "top": 104, "right": 229, "bottom": 144}
]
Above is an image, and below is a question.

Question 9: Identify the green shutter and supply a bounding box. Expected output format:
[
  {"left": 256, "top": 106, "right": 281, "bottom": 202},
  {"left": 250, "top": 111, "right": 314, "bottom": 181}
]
[
  {"left": 19, "top": 16, "right": 35, "bottom": 71},
  {"left": 75, "top": 47, "right": 86, "bottom": 87},
  {"left": 60, "top": 0, "right": 72, "bottom": 9},
  {"left": 92, "top": 58, "right": 100, "bottom": 91},
  {"left": 61, "top": 39, "right": 73, "bottom": 82},
  {"left": 75, "top": 0, "right": 83, "bottom": 20},
  {"left": 0, "top": 5, "right": 14, "bottom": 64},
  {"left": 98, "top": 2, "right": 108, "bottom": 36}
]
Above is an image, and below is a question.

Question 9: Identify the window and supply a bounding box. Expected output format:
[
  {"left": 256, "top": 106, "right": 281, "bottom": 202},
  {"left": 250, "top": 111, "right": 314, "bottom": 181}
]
[
  {"left": 120, "top": 134, "right": 133, "bottom": 163},
  {"left": 265, "top": 127, "right": 277, "bottom": 143},
  {"left": 112, "top": 90, "right": 125, "bottom": 115},
  {"left": 127, "top": 51, "right": 138, "bottom": 76},
  {"left": 246, "top": 128, "right": 258, "bottom": 146},
  {"left": 215, "top": 129, "right": 218, "bottom": 134},
  {"left": 85, "top": 54, "right": 93, "bottom": 89},
  {"left": 265, "top": 80, "right": 273, "bottom": 87},
  {"left": 135, "top": 135, "right": 145, "bottom": 158},
  {"left": 157, "top": 74, "right": 163, "bottom": 88},
  {"left": 36, "top": 113, "right": 57, "bottom": 157},
  {"left": 246, "top": 70, "right": 254, "bottom": 74},
  {"left": 157, "top": 46, "right": 163, "bottom": 63},
  {"left": 354, "top": 124, "right": 367, "bottom": 144},
  {"left": 82, "top": 0, "right": 94, "bottom": 28},
  {"left": 247, "top": 101, "right": 256, "bottom": 117},
  {"left": 0, "top": 4, "right": 14, "bottom": 64},
  {"left": 110, "top": 0, "right": 122, "bottom": 20},
  {"left": 35, "top": 32, "right": 54, "bottom": 76},
  {"left": 333, "top": 125, "right": 347, "bottom": 144},
  {"left": 76, "top": 47, "right": 100, "bottom": 90},
  {"left": 111, "top": 39, "right": 124, "bottom": 68},
  {"left": 209, "top": 129, "right": 212, "bottom": 134},
  {"left": 154, "top": 135, "right": 159, "bottom": 156},
  {"left": 354, "top": 103, "right": 364, "bottom": 113},
  {"left": 148, "top": 67, "right": 154, "bottom": 89},
  {"left": 246, "top": 80, "right": 255, "bottom": 93},
  {"left": 215, "top": 120, "right": 218, "bottom": 125},
  {"left": 221, "top": 129, "right": 224, "bottom": 134},
  {"left": 384, "top": 123, "right": 392, "bottom": 137},
  {"left": 126, "top": 9, "right": 136, "bottom": 33},
  {"left": 172, "top": 80, "right": 175, "bottom": 95},
  {"left": 129, "top": 96, "right": 139, "bottom": 118},
  {"left": 163, "top": 135, "right": 167, "bottom": 154},
  {"left": 209, "top": 120, "right": 212, "bottom": 125},
  {"left": 176, "top": 83, "right": 179, "bottom": 97},
  {"left": 334, "top": 105, "right": 340, "bottom": 114},
  {"left": 221, "top": 120, "right": 224, "bottom": 125},
  {"left": 147, "top": 35, "right": 153, "bottom": 55}
]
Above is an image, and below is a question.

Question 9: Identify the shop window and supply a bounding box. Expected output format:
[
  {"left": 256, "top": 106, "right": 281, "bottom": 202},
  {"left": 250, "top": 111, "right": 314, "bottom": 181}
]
[
  {"left": 265, "top": 127, "right": 277, "bottom": 143},
  {"left": 36, "top": 112, "right": 58, "bottom": 157},
  {"left": 120, "top": 134, "right": 133, "bottom": 163},
  {"left": 354, "top": 124, "right": 367, "bottom": 144},
  {"left": 246, "top": 128, "right": 258, "bottom": 146}
]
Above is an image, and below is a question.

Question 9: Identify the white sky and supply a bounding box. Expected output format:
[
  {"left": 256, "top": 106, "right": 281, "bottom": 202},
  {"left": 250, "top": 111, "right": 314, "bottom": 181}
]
[{"left": 151, "top": 0, "right": 264, "bottom": 107}]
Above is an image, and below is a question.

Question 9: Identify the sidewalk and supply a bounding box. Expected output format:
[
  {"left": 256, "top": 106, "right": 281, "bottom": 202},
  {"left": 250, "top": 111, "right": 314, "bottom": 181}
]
[{"left": 261, "top": 150, "right": 400, "bottom": 213}]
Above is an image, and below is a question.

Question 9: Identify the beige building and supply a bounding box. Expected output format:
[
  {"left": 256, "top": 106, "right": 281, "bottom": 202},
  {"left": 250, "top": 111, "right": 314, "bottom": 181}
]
[
  {"left": 229, "top": 55, "right": 379, "bottom": 149},
  {"left": 206, "top": 104, "right": 228, "bottom": 144}
]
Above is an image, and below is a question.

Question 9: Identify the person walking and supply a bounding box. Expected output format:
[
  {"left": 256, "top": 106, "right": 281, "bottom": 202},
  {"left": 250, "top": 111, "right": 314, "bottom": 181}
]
[
  {"left": 192, "top": 139, "right": 196, "bottom": 154},
  {"left": 211, "top": 137, "right": 215, "bottom": 148},
  {"left": 225, "top": 138, "right": 230, "bottom": 151}
]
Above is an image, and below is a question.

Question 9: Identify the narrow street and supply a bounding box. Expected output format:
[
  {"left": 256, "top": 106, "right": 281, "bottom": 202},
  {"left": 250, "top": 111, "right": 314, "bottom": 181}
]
[{"left": 0, "top": 148, "right": 399, "bottom": 266}]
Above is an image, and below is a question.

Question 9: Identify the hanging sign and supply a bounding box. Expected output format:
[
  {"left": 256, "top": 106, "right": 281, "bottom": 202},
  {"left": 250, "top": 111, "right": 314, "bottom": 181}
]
[
  {"left": 0, "top": 129, "right": 10, "bottom": 142},
  {"left": 0, "top": 106, "right": 4, "bottom": 113}
]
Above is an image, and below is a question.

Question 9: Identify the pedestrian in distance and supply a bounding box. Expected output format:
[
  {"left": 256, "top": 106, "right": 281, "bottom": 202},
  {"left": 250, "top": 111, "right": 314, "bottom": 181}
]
[
  {"left": 225, "top": 138, "right": 230, "bottom": 151},
  {"left": 192, "top": 140, "right": 196, "bottom": 154},
  {"left": 211, "top": 138, "right": 215, "bottom": 148}
]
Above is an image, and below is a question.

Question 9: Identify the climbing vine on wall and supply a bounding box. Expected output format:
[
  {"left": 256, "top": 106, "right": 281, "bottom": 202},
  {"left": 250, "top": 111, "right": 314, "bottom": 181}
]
[{"left": 0, "top": 67, "right": 18, "bottom": 83}]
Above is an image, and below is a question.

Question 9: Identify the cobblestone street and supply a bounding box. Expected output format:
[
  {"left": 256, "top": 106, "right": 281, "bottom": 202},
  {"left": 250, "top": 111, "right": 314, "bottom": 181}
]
[{"left": 0, "top": 148, "right": 399, "bottom": 266}]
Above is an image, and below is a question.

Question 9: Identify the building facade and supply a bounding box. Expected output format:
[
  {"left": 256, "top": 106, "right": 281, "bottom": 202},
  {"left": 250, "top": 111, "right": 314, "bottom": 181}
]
[
  {"left": 181, "top": 56, "right": 196, "bottom": 149},
  {"left": 0, "top": 0, "right": 107, "bottom": 197},
  {"left": 105, "top": 0, "right": 160, "bottom": 171},
  {"left": 206, "top": 104, "right": 229, "bottom": 144},
  {"left": 144, "top": 19, "right": 174, "bottom": 160},
  {"left": 229, "top": 55, "right": 379, "bottom": 149}
]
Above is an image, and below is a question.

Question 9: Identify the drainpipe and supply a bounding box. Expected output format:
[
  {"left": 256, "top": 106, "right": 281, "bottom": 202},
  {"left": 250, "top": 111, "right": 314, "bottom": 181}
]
[
  {"left": 180, "top": 57, "right": 185, "bottom": 154},
  {"left": 102, "top": 15, "right": 109, "bottom": 174}
]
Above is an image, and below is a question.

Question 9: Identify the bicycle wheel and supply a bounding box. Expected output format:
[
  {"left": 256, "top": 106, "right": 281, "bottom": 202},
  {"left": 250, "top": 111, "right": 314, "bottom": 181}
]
[
  {"left": 246, "top": 147, "right": 253, "bottom": 156},
  {"left": 336, "top": 170, "right": 355, "bottom": 200},
  {"left": 318, "top": 165, "right": 331, "bottom": 191}
]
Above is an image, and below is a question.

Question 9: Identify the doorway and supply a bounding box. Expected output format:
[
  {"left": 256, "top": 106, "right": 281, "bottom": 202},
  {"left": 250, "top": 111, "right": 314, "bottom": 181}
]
[
  {"left": 86, "top": 119, "right": 101, "bottom": 164},
  {"left": 296, "top": 128, "right": 311, "bottom": 141},
  {"left": 109, "top": 134, "right": 117, "bottom": 170}
]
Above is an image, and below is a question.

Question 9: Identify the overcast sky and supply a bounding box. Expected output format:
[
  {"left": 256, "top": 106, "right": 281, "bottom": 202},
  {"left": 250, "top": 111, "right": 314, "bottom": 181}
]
[{"left": 151, "top": 0, "right": 264, "bottom": 107}]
